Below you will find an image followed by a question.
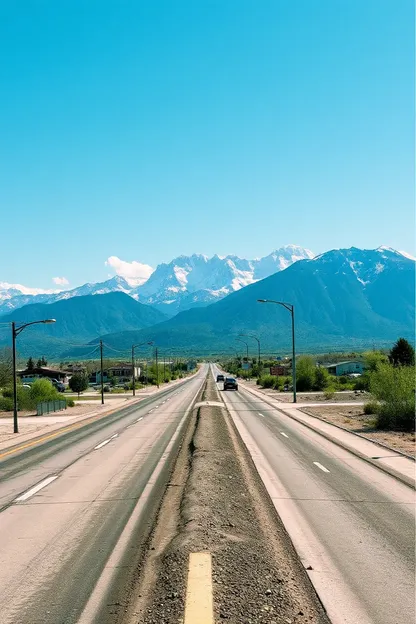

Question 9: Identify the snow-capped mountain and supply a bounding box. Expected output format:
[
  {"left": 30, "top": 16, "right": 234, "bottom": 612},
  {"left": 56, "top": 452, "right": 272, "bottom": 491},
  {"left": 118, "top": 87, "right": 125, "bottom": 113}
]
[
  {"left": 130, "top": 246, "right": 315, "bottom": 313},
  {"left": 0, "top": 276, "right": 131, "bottom": 316},
  {"left": 0, "top": 246, "right": 314, "bottom": 316},
  {"left": 1, "top": 246, "right": 414, "bottom": 319}
]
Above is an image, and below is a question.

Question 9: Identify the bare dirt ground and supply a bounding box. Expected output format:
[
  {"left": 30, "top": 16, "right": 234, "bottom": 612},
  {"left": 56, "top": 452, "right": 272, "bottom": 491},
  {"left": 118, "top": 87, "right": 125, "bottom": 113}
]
[
  {"left": 241, "top": 381, "right": 366, "bottom": 403},
  {"left": 300, "top": 405, "right": 415, "bottom": 457},
  {"left": 130, "top": 376, "right": 329, "bottom": 624}
]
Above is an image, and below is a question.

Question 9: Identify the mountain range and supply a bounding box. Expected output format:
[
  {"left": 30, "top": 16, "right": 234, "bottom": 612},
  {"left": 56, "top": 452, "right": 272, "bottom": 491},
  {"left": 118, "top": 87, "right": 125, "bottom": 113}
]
[
  {"left": 0, "top": 246, "right": 414, "bottom": 359},
  {"left": 0, "top": 245, "right": 314, "bottom": 317},
  {"left": 64, "top": 246, "right": 415, "bottom": 358}
]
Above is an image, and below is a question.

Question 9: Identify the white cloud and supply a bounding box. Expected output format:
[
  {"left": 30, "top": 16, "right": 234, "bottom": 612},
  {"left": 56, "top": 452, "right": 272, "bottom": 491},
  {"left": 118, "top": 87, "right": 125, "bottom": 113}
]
[
  {"left": 105, "top": 256, "right": 154, "bottom": 286},
  {"left": 52, "top": 276, "right": 69, "bottom": 286},
  {"left": 0, "top": 282, "right": 59, "bottom": 296}
]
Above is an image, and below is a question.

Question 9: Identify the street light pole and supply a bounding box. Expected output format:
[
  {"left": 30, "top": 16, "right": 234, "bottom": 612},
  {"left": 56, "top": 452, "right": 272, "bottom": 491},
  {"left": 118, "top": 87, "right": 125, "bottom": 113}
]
[
  {"left": 235, "top": 338, "right": 249, "bottom": 361},
  {"left": 100, "top": 340, "right": 104, "bottom": 405},
  {"left": 239, "top": 333, "right": 261, "bottom": 366},
  {"left": 11, "top": 318, "right": 56, "bottom": 433},
  {"left": 257, "top": 299, "right": 296, "bottom": 403}
]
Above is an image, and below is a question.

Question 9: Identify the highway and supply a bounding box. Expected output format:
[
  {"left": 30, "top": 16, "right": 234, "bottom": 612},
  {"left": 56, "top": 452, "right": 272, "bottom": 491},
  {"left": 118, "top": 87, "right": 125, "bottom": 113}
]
[
  {"left": 214, "top": 366, "right": 415, "bottom": 624},
  {"left": 0, "top": 366, "right": 206, "bottom": 624}
]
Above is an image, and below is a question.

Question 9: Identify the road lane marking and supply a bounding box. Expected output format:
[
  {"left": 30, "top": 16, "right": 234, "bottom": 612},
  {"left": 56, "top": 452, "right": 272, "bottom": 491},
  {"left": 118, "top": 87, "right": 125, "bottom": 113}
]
[
  {"left": 258, "top": 412, "right": 265, "bottom": 417},
  {"left": 94, "top": 434, "right": 118, "bottom": 450},
  {"left": 135, "top": 417, "right": 143, "bottom": 423},
  {"left": 313, "top": 461, "right": 330, "bottom": 473},
  {"left": 15, "top": 475, "right": 58, "bottom": 502},
  {"left": 184, "top": 552, "right": 213, "bottom": 624},
  {"left": 280, "top": 432, "right": 289, "bottom": 438}
]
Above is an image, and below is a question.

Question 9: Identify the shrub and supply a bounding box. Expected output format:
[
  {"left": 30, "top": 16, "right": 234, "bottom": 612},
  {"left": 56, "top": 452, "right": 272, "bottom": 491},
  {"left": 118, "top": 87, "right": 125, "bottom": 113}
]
[
  {"left": 29, "top": 379, "right": 61, "bottom": 404},
  {"left": 363, "top": 401, "right": 379, "bottom": 415},
  {"left": 0, "top": 397, "right": 13, "bottom": 411},
  {"left": 339, "top": 375, "right": 348, "bottom": 385},
  {"left": 370, "top": 363, "right": 415, "bottom": 431},
  {"left": 353, "top": 373, "right": 370, "bottom": 391},
  {"left": 66, "top": 398, "right": 75, "bottom": 407},
  {"left": 324, "top": 389, "right": 335, "bottom": 400},
  {"left": 296, "top": 356, "right": 315, "bottom": 391},
  {"left": 314, "top": 367, "right": 329, "bottom": 391},
  {"left": 258, "top": 375, "right": 276, "bottom": 388}
]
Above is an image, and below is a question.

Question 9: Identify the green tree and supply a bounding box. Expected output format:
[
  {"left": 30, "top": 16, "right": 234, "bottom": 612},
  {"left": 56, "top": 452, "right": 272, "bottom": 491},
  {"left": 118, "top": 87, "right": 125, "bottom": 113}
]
[
  {"left": 36, "top": 359, "right": 42, "bottom": 369},
  {"left": 0, "top": 347, "right": 13, "bottom": 388},
  {"left": 370, "top": 363, "right": 415, "bottom": 431},
  {"left": 26, "top": 357, "right": 35, "bottom": 372},
  {"left": 69, "top": 373, "right": 89, "bottom": 397},
  {"left": 314, "top": 366, "right": 329, "bottom": 390},
  {"left": 41, "top": 356, "right": 47, "bottom": 366},
  {"left": 363, "top": 350, "right": 388, "bottom": 372},
  {"left": 296, "top": 356, "right": 316, "bottom": 392},
  {"left": 389, "top": 338, "right": 415, "bottom": 367}
]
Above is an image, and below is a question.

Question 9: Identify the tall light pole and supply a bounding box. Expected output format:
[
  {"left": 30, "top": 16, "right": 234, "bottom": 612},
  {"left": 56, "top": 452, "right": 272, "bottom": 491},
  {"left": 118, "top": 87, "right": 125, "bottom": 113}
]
[
  {"left": 257, "top": 299, "right": 296, "bottom": 403},
  {"left": 235, "top": 338, "right": 249, "bottom": 361},
  {"left": 11, "top": 318, "right": 56, "bottom": 433},
  {"left": 239, "top": 333, "right": 261, "bottom": 366},
  {"left": 132, "top": 341, "right": 153, "bottom": 396}
]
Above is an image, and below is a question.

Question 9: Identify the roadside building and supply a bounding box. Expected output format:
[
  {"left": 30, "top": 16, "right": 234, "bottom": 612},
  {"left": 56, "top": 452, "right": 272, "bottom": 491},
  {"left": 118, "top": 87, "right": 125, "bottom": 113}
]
[
  {"left": 324, "top": 361, "right": 364, "bottom": 376},
  {"left": 90, "top": 363, "right": 140, "bottom": 384},
  {"left": 17, "top": 367, "right": 70, "bottom": 383}
]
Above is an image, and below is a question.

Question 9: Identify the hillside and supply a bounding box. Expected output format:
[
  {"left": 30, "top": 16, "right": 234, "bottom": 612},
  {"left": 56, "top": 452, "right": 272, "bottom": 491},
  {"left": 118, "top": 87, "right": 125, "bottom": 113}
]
[
  {"left": 70, "top": 247, "right": 415, "bottom": 357},
  {"left": 0, "top": 292, "right": 166, "bottom": 357}
]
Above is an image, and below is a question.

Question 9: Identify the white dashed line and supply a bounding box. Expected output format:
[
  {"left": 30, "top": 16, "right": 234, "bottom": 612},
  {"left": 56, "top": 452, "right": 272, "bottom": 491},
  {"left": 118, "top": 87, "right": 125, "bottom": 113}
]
[
  {"left": 280, "top": 432, "right": 289, "bottom": 438},
  {"left": 258, "top": 412, "right": 265, "bottom": 418},
  {"left": 15, "top": 475, "right": 58, "bottom": 502},
  {"left": 135, "top": 417, "right": 143, "bottom": 423},
  {"left": 313, "top": 461, "right": 330, "bottom": 473},
  {"left": 94, "top": 434, "right": 118, "bottom": 450}
]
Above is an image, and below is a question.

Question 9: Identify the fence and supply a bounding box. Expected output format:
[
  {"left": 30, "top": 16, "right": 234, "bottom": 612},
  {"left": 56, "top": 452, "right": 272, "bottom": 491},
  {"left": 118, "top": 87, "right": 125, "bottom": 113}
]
[{"left": 37, "top": 400, "right": 67, "bottom": 416}]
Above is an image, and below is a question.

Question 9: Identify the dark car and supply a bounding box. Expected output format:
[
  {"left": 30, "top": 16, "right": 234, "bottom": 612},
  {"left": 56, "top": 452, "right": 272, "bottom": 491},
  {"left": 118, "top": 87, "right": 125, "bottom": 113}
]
[
  {"left": 51, "top": 378, "right": 66, "bottom": 392},
  {"left": 216, "top": 374, "right": 225, "bottom": 382},
  {"left": 223, "top": 377, "right": 238, "bottom": 391}
]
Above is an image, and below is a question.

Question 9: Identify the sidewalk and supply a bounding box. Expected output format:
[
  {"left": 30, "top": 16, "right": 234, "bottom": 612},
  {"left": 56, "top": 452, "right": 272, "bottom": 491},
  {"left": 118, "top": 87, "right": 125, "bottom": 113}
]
[{"left": 239, "top": 380, "right": 415, "bottom": 488}]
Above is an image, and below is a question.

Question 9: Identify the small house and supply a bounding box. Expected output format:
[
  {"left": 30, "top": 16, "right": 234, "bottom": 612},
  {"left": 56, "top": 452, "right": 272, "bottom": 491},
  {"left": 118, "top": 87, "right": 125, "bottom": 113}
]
[{"left": 324, "top": 361, "right": 364, "bottom": 376}]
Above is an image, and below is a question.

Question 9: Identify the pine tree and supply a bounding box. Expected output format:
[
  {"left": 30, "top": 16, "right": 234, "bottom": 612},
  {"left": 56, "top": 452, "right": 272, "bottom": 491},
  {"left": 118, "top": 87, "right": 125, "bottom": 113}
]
[
  {"left": 26, "top": 357, "right": 35, "bottom": 372},
  {"left": 389, "top": 338, "right": 415, "bottom": 367}
]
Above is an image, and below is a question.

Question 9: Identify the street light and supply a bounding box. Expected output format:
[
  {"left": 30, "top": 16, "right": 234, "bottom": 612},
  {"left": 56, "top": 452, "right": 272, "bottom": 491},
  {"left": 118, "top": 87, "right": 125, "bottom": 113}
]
[
  {"left": 239, "top": 333, "right": 261, "bottom": 366},
  {"left": 257, "top": 299, "right": 296, "bottom": 403},
  {"left": 132, "top": 341, "right": 153, "bottom": 396},
  {"left": 235, "top": 338, "right": 249, "bottom": 361},
  {"left": 12, "top": 318, "right": 56, "bottom": 433}
]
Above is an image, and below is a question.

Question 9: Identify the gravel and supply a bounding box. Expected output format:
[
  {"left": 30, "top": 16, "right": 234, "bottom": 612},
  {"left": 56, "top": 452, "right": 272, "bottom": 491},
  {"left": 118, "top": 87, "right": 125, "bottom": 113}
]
[{"left": 132, "top": 376, "right": 329, "bottom": 624}]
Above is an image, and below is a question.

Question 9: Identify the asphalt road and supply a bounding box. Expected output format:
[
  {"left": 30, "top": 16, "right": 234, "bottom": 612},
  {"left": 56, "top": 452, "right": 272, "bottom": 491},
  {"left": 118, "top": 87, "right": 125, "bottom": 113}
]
[
  {"left": 214, "top": 366, "right": 415, "bottom": 624},
  {"left": 0, "top": 367, "right": 206, "bottom": 624}
]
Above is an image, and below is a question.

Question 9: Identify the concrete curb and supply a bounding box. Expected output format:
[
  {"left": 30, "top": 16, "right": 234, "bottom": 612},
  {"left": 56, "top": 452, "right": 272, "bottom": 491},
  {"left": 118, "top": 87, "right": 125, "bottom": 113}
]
[{"left": 239, "top": 382, "right": 415, "bottom": 490}]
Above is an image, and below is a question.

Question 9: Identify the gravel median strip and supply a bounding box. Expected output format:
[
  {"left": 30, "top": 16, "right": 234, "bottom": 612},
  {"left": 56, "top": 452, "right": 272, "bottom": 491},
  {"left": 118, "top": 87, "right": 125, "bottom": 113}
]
[{"left": 129, "top": 375, "right": 329, "bottom": 624}]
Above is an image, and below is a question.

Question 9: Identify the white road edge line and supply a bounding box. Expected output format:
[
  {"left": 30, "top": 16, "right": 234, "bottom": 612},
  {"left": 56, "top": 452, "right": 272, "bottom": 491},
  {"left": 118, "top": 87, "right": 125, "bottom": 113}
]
[
  {"left": 94, "top": 434, "right": 118, "bottom": 450},
  {"left": 313, "top": 461, "right": 330, "bottom": 473},
  {"left": 15, "top": 475, "right": 58, "bottom": 502},
  {"left": 280, "top": 432, "right": 289, "bottom": 438}
]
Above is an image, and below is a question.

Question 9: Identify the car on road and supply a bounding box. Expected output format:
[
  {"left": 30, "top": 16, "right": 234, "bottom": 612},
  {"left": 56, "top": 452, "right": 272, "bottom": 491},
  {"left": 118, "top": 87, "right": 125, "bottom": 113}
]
[
  {"left": 216, "top": 374, "right": 225, "bottom": 382},
  {"left": 223, "top": 377, "right": 238, "bottom": 391},
  {"left": 51, "top": 379, "right": 66, "bottom": 392}
]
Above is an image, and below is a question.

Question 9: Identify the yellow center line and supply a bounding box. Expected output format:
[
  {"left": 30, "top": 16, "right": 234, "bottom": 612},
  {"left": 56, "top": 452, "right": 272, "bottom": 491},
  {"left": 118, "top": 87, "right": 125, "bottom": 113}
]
[
  {"left": 0, "top": 404, "right": 123, "bottom": 460},
  {"left": 184, "top": 552, "right": 214, "bottom": 624}
]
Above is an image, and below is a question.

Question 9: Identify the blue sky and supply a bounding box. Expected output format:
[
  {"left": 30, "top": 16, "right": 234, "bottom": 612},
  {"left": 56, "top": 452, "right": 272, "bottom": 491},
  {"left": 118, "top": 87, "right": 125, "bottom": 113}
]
[{"left": 0, "top": 0, "right": 414, "bottom": 290}]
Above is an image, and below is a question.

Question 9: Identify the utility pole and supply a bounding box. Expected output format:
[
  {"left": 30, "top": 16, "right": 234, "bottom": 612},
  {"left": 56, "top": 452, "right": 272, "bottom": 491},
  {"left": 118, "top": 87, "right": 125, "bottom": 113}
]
[
  {"left": 100, "top": 339, "right": 104, "bottom": 405},
  {"left": 131, "top": 345, "right": 136, "bottom": 397},
  {"left": 12, "top": 322, "right": 18, "bottom": 434},
  {"left": 155, "top": 347, "right": 159, "bottom": 388}
]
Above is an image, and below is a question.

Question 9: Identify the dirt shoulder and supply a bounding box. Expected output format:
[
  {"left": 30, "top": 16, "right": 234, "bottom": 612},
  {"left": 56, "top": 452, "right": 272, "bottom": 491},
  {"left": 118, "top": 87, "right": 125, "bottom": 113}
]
[
  {"left": 299, "top": 405, "right": 415, "bottom": 457},
  {"left": 131, "top": 375, "right": 329, "bottom": 623},
  {"left": 242, "top": 380, "right": 366, "bottom": 403}
]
